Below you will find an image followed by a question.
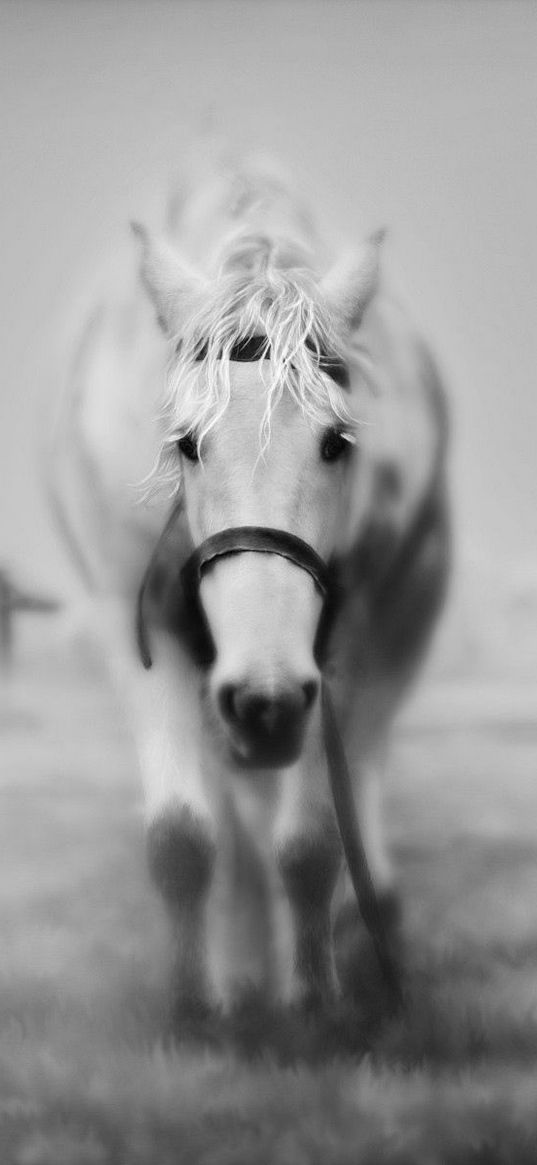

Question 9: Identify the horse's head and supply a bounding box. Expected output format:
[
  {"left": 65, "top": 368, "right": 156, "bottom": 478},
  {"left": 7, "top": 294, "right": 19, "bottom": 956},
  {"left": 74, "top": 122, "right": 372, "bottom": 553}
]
[{"left": 135, "top": 226, "right": 382, "bottom": 767}]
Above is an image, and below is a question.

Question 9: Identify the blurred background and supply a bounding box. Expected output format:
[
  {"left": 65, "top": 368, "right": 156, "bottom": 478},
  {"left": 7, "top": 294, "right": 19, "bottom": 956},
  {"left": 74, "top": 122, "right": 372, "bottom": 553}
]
[
  {"left": 1, "top": 4, "right": 537, "bottom": 1159},
  {"left": 1, "top": 0, "right": 536, "bottom": 690}
]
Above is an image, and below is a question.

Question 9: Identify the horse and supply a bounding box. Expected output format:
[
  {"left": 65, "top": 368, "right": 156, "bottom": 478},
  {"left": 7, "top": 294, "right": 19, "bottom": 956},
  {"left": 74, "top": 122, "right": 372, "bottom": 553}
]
[{"left": 48, "top": 154, "right": 450, "bottom": 1024}]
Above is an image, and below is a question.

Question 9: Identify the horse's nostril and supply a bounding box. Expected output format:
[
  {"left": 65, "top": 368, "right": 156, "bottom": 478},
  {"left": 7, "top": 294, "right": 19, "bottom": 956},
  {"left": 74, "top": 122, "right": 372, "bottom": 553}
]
[
  {"left": 247, "top": 694, "right": 279, "bottom": 733},
  {"left": 302, "top": 679, "right": 318, "bottom": 711},
  {"left": 234, "top": 689, "right": 279, "bottom": 733},
  {"left": 218, "top": 679, "right": 318, "bottom": 735},
  {"left": 219, "top": 684, "right": 274, "bottom": 731},
  {"left": 217, "top": 678, "right": 319, "bottom": 766}
]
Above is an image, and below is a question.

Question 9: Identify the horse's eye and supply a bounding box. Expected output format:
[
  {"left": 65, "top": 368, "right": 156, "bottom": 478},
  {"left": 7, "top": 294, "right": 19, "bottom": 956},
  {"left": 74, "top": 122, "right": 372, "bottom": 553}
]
[
  {"left": 177, "top": 433, "right": 199, "bottom": 463},
  {"left": 320, "top": 428, "right": 350, "bottom": 463}
]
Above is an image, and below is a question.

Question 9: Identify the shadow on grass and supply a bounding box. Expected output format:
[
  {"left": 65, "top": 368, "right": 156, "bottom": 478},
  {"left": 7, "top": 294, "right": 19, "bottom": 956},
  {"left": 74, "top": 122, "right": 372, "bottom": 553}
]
[
  {"left": 168, "top": 991, "right": 393, "bottom": 1067},
  {"left": 163, "top": 916, "right": 537, "bottom": 1073}
]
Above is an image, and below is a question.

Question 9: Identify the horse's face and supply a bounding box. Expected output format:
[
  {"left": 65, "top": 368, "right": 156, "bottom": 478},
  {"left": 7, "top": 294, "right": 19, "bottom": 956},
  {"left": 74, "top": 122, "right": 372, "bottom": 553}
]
[
  {"left": 179, "top": 362, "right": 366, "bottom": 767},
  {"left": 134, "top": 223, "right": 382, "bottom": 767}
]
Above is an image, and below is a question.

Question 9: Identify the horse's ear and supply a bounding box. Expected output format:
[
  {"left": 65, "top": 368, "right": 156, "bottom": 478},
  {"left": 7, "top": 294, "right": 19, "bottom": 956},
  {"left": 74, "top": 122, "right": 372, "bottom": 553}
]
[
  {"left": 131, "top": 222, "right": 204, "bottom": 337},
  {"left": 321, "top": 229, "right": 385, "bottom": 333}
]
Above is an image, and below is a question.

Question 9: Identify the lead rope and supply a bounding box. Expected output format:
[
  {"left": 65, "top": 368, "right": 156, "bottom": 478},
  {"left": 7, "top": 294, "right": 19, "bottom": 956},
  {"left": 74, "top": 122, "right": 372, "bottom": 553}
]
[
  {"left": 136, "top": 499, "right": 185, "bottom": 670},
  {"left": 321, "top": 680, "right": 404, "bottom": 1006}
]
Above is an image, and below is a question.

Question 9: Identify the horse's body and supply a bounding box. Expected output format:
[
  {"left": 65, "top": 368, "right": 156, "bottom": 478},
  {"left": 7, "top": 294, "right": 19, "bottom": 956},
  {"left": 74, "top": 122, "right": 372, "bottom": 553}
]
[{"left": 50, "top": 156, "right": 449, "bottom": 1015}]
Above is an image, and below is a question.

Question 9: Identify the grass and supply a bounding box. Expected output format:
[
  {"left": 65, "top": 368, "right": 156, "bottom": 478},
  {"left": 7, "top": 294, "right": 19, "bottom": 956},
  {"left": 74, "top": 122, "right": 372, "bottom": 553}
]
[{"left": 1, "top": 632, "right": 537, "bottom": 1163}]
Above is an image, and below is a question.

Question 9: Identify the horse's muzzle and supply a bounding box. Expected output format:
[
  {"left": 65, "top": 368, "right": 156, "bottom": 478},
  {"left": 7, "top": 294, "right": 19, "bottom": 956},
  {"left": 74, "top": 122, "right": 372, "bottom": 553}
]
[{"left": 218, "top": 678, "right": 318, "bottom": 768}]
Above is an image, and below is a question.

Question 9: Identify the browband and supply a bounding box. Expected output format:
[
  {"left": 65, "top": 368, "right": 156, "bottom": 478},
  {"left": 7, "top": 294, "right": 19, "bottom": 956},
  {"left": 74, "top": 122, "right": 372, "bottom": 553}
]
[{"left": 187, "top": 333, "right": 350, "bottom": 390}]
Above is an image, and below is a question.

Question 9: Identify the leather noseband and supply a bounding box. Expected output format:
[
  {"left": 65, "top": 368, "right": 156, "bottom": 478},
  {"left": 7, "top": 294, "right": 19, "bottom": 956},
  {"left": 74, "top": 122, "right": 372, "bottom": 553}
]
[
  {"left": 181, "top": 525, "right": 330, "bottom": 603},
  {"left": 136, "top": 520, "right": 331, "bottom": 672}
]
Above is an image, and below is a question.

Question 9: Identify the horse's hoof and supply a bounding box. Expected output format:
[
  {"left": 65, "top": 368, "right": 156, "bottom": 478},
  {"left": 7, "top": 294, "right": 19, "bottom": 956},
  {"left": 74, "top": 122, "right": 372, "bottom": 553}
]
[
  {"left": 290, "top": 980, "right": 341, "bottom": 1020},
  {"left": 168, "top": 996, "right": 225, "bottom": 1048},
  {"left": 334, "top": 890, "right": 405, "bottom": 1006}
]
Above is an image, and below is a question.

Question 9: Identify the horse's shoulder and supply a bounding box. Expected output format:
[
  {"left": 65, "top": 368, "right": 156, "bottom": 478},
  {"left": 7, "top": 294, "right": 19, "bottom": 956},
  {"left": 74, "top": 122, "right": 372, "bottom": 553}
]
[
  {"left": 335, "top": 477, "right": 450, "bottom": 682},
  {"left": 368, "top": 482, "right": 450, "bottom": 668},
  {"left": 340, "top": 298, "right": 451, "bottom": 674}
]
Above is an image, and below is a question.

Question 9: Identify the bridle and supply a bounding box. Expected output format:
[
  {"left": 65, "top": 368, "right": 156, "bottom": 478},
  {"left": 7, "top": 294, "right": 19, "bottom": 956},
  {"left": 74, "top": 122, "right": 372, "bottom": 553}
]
[
  {"left": 181, "top": 526, "right": 332, "bottom": 662},
  {"left": 135, "top": 516, "right": 403, "bottom": 1004}
]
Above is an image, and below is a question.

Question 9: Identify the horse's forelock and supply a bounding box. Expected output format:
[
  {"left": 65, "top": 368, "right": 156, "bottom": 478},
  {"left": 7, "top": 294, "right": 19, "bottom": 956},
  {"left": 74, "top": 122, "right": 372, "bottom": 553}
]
[{"left": 142, "top": 260, "right": 370, "bottom": 501}]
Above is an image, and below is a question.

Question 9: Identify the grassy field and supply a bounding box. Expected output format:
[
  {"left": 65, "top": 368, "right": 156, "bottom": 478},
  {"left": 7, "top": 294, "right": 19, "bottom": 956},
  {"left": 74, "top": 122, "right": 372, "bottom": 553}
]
[{"left": 1, "top": 631, "right": 537, "bottom": 1164}]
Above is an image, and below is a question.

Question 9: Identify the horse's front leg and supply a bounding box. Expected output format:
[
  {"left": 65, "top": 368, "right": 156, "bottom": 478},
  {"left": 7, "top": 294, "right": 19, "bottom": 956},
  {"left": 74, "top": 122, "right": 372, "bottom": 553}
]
[
  {"left": 119, "top": 625, "right": 219, "bottom": 1024},
  {"left": 274, "top": 714, "right": 342, "bottom": 1009}
]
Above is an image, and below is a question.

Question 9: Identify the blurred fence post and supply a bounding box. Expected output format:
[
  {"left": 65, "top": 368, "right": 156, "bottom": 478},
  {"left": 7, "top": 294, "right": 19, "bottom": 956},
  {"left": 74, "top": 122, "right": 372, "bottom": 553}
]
[{"left": 0, "top": 569, "right": 61, "bottom": 676}]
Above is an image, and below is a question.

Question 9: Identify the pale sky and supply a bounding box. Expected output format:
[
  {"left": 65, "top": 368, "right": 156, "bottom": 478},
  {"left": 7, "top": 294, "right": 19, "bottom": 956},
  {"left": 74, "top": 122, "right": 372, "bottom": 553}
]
[{"left": 1, "top": 0, "right": 536, "bottom": 594}]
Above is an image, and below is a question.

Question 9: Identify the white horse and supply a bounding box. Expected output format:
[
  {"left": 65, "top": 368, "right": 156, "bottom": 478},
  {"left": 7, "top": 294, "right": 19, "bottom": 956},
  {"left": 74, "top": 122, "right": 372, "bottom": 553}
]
[{"left": 49, "top": 155, "right": 449, "bottom": 1023}]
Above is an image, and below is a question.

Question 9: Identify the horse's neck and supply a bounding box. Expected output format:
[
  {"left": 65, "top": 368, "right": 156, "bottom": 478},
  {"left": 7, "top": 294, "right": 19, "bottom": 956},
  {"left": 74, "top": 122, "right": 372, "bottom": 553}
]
[{"left": 359, "top": 292, "right": 446, "bottom": 535}]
